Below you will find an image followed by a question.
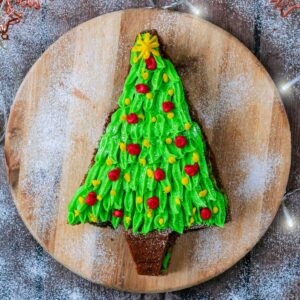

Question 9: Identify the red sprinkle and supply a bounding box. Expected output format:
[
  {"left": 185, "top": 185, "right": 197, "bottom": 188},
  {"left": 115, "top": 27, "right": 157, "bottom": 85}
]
[
  {"left": 145, "top": 56, "right": 157, "bottom": 70},
  {"left": 108, "top": 168, "right": 121, "bottom": 181},
  {"left": 135, "top": 84, "right": 149, "bottom": 94},
  {"left": 162, "top": 101, "right": 175, "bottom": 112},
  {"left": 175, "top": 136, "right": 187, "bottom": 148},
  {"left": 200, "top": 208, "right": 211, "bottom": 220},
  {"left": 154, "top": 168, "right": 166, "bottom": 181},
  {"left": 86, "top": 192, "right": 97, "bottom": 206},
  {"left": 127, "top": 113, "right": 139, "bottom": 124},
  {"left": 112, "top": 210, "right": 124, "bottom": 218},
  {"left": 127, "top": 144, "right": 141, "bottom": 156},
  {"left": 184, "top": 163, "right": 199, "bottom": 176},
  {"left": 147, "top": 196, "right": 159, "bottom": 209}
]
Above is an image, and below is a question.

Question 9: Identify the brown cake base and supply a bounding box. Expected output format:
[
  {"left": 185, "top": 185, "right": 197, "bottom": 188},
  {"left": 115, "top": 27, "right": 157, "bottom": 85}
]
[{"left": 125, "top": 229, "right": 179, "bottom": 276}]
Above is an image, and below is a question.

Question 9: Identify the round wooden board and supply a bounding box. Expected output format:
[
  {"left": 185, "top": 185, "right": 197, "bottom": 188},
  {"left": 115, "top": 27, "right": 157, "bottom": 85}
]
[{"left": 5, "top": 9, "right": 291, "bottom": 293}]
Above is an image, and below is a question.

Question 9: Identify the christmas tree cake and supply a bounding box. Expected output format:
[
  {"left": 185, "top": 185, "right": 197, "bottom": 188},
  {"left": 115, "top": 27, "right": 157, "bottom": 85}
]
[{"left": 67, "top": 30, "right": 228, "bottom": 276}]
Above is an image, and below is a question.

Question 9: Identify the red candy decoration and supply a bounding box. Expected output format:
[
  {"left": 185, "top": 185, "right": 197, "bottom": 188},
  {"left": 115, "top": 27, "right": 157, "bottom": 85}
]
[
  {"left": 112, "top": 210, "right": 124, "bottom": 218},
  {"left": 162, "top": 101, "right": 175, "bottom": 112},
  {"left": 147, "top": 196, "right": 159, "bottom": 209},
  {"left": 145, "top": 56, "right": 157, "bottom": 70},
  {"left": 86, "top": 192, "right": 97, "bottom": 206},
  {"left": 184, "top": 163, "right": 199, "bottom": 176},
  {"left": 135, "top": 84, "right": 149, "bottom": 94},
  {"left": 175, "top": 136, "right": 187, "bottom": 148},
  {"left": 200, "top": 208, "right": 211, "bottom": 220},
  {"left": 108, "top": 168, "right": 121, "bottom": 181},
  {"left": 154, "top": 168, "right": 165, "bottom": 181},
  {"left": 127, "top": 144, "right": 141, "bottom": 156},
  {"left": 127, "top": 113, "right": 139, "bottom": 124}
]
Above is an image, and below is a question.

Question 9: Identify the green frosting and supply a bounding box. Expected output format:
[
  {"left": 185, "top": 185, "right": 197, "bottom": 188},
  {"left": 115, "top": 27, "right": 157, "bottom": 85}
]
[{"left": 67, "top": 33, "right": 228, "bottom": 234}]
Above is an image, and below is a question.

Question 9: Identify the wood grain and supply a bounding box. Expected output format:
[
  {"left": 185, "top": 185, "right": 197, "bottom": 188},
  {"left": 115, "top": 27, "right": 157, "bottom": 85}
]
[{"left": 4, "top": 9, "right": 291, "bottom": 293}]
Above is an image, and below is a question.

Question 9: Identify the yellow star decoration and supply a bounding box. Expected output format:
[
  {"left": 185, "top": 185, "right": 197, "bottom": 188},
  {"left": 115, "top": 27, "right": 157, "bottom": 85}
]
[
  {"left": 79, "top": 196, "right": 85, "bottom": 204},
  {"left": 125, "top": 216, "right": 131, "bottom": 223},
  {"left": 132, "top": 33, "right": 160, "bottom": 61},
  {"left": 74, "top": 210, "right": 80, "bottom": 217},
  {"left": 159, "top": 218, "right": 164, "bottom": 225}
]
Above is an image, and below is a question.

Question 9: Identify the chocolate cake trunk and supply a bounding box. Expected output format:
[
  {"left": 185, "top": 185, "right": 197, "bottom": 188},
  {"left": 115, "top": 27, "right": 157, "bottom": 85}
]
[{"left": 125, "top": 229, "right": 179, "bottom": 276}]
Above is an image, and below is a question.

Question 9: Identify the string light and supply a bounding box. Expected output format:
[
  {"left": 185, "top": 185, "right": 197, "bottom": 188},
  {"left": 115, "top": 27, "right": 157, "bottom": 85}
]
[
  {"left": 282, "top": 203, "right": 295, "bottom": 228},
  {"left": 279, "top": 74, "right": 300, "bottom": 93}
]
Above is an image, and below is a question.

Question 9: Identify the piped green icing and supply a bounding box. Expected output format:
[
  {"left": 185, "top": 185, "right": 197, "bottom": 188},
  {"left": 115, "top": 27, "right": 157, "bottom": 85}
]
[{"left": 67, "top": 32, "right": 228, "bottom": 234}]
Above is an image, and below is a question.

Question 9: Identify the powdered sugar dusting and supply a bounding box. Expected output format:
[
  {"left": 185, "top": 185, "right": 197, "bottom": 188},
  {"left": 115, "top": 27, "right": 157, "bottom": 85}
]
[
  {"left": 236, "top": 153, "right": 283, "bottom": 200},
  {"left": 198, "top": 73, "right": 256, "bottom": 128}
]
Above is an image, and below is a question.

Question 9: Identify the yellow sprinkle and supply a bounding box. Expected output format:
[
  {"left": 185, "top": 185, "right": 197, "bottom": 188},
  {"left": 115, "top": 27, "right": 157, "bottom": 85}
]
[
  {"left": 139, "top": 158, "right": 146, "bottom": 166},
  {"left": 143, "top": 139, "right": 150, "bottom": 148},
  {"left": 138, "top": 113, "right": 145, "bottom": 120},
  {"left": 110, "top": 190, "right": 116, "bottom": 196},
  {"left": 190, "top": 217, "right": 195, "bottom": 225},
  {"left": 167, "top": 112, "right": 174, "bottom": 119},
  {"left": 213, "top": 206, "right": 219, "bottom": 214},
  {"left": 106, "top": 157, "right": 113, "bottom": 166},
  {"left": 142, "top": 70, "right": 149, "bottom": 80},
  {"left": 125, "top": 216, "right": 131, "bottom": 223},
  {"left": 90, "top": 213, "right": 97, "bottom": 223},
  {"left": 192, "top": 207, "right": 197, "bottom": 215},
  {"left": 146, "top": 169, "right": 154, "bottom": 178},
  {"left": 175, "top": 198, "right": 181, "bottom": 205},
  {"left": 159, "top": 218, "right": 164, "bottom": 225},
  {"left": 163, "top": 73, "right": 169, "bottom": 83},
  {"left": 151, "top": 116, "right": 157, "bottom": 122},
  {"left": 136, "top": 197, "right": 143, "bottom": 204},
  {"left": 168, "top": 89, "right": 174, "bottom": 96},
  {"left": 146, "top": 92, "right": 153, "bottom": 100},
  {"left": 147, "top": 209, "right": 153, "bottom": 218},
  {"left": 165, "top": 138, "right": 172, "bottom": 144},
  {"left": 97, "top": 195, "right": 102, "bottom": 201},
  {"left": 181, "top": 177, "right": 189, "bottom": 185},
  {"left": 119, "top": 142, "right": 126, "bottom": 151},
  {"left": 79, "top": 197, "right": 85, "bottom": 204},
  {"left": 163, "top": 185, "right": 171, "bottom": 193},
  {"left": 168, "top": 156, "right": 176, "bottom": 164},
  {"left": 124, "top": 173, "right": 131, "bottom": 182},
  {"left": 199, "top": 190, "right": 207, "bottom": 197},
  {"left": 124, "top": 98, "right": 130, "bottom": 105},
  {"left": 133, "top": 56, "right": 139, "bottom": 63},
  {"left": 184, "top": 122, "right": 191, "bottom": 130},
  {"left": 74, "top": 210, "right": 80, "bottom": 217},
  {"left": 192, "top": 152, "right": 199, "bottom": 163},
  {"left": 120, "top": 114, "right": 127, "bottom": 121},
  {"left": 92, "top": 179, "right": 100, "bottom": 187}
]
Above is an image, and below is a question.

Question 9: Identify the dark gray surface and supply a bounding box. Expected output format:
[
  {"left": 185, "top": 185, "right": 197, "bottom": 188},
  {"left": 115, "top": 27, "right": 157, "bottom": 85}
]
[{"left": 0, "top": 1, "right": 299, "bottom": 299}]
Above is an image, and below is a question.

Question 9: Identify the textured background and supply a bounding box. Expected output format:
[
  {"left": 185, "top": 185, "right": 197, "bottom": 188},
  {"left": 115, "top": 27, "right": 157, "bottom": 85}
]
[{"left": 0, "top": 1, "right": 299, "bottom": 299}]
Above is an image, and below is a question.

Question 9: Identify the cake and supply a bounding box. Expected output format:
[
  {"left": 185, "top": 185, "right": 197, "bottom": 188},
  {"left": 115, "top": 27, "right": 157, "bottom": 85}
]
[{"left": 67, "top": 30, "right": 228, "bottom": 276}]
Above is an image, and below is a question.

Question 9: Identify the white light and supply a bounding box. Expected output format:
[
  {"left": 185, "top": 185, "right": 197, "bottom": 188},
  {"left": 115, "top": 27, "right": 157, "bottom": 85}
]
[
  {"left": 280, "top": 74, "right": 300, "bottom": 93},
  {"left": 184, "top": 0, "right": 202, "bottom": 16},
  {"left": 282, "top": 203, "right": 295, "bottom": 228}
]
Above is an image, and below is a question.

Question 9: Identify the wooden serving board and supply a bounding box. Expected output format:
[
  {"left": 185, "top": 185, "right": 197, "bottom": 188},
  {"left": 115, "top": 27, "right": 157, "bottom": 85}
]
[{"left": 4, "top": 9, "right": 291, "bottom": 293}]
